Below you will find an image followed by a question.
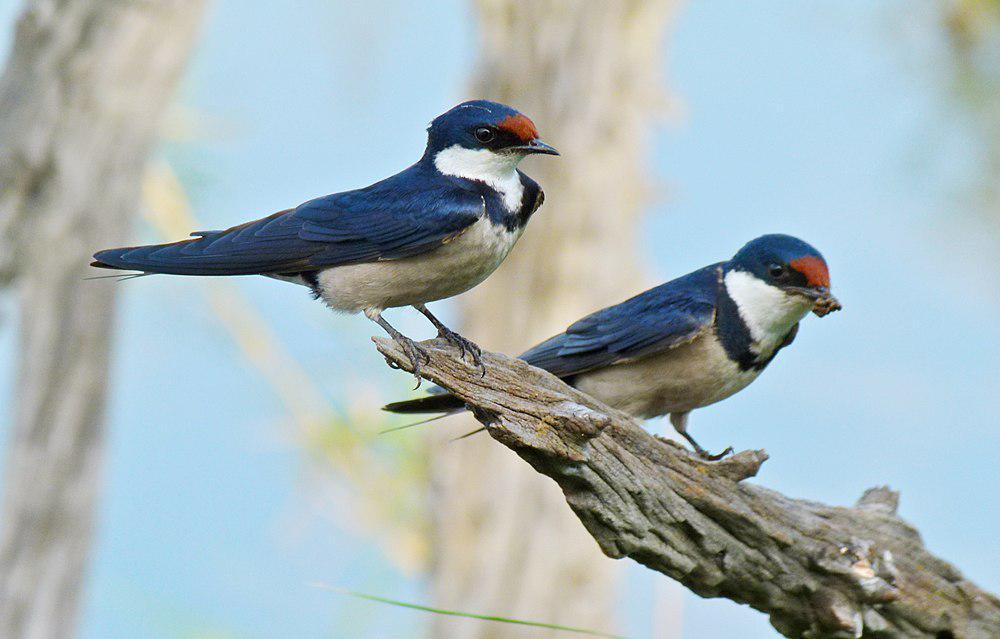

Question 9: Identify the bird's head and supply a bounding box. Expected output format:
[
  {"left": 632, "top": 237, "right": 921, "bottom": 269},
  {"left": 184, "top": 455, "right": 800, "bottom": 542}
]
[
  {"left": 424, "top": 100, "right": 558, "bottom": 181},
  {"left": 723, "top": 234, "right": 841, "bottom": 348},
  {"left": 730, "top": 234, "right": 841, "bottom": 316}
]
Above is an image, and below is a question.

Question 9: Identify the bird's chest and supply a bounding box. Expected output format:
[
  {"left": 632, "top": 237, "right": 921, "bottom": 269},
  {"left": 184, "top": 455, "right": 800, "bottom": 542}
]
[
  {"left": 574, "top": 333, "right": 762, "bottom": 418},
  {"left": 316, "top": 218, "right": 522, "bottom": 312},
  {"left": 660, "top": 334, "right": 763, "bottom": 410},
  {"left": 418, "top": 217, "right": 524, "bottom": 293}
]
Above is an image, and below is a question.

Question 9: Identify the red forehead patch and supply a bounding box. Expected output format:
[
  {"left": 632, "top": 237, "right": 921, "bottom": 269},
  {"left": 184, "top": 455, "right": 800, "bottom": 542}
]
[
  {"left": 498, "top": 114, "right": 539, "bottom": 143},
  {"left": 789, "top": 256, "right": 830, "bottom": 288}
]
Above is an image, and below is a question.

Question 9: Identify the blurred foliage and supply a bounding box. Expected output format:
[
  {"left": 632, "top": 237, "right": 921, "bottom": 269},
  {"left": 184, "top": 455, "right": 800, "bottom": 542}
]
[
  {"left": 314, "top": 585, "right": 629, "bottom": 639},
  {"left": 939, "top": 0, "right": 1000, "bottom": 213},
  {"left": 142, "top": 161, "right": 431, "bottom": 574},
  {"left": 306, "top": 397, "right": 432, "bottom": 573}
]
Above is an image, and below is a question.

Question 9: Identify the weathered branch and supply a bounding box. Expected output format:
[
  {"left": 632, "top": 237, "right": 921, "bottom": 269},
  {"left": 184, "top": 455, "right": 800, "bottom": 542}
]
[{"left": 375, "top": 338, "right": 1000, "bottom": 639}]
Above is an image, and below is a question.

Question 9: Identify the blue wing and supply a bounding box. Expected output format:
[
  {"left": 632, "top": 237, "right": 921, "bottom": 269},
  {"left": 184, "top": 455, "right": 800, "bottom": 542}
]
[
  {"left": 520, "top": 264, "right": 721, "bottom": 379},
  {"left": 92, "top": 165, "right": 484, "bottom": 275}
]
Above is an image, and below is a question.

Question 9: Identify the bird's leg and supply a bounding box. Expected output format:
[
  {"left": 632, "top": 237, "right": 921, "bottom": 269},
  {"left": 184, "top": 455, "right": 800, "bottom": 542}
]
[
  {"left": 413, "top": 303, "right": 484, "bottom": 375},
  {"left": 669, "top": 412, "right": 733, "bottom": 461},
  {"left": 365, "top": 308, "right": 430, "bottom": 389}
]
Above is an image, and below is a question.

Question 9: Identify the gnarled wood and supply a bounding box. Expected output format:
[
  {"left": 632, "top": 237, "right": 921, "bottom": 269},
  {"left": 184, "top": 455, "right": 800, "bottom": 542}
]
[{"left": 377, "top": 338, "right": 1000, "bottom": 639}]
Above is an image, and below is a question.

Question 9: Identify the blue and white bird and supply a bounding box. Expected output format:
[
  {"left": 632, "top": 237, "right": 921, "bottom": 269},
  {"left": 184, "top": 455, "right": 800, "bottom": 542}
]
[
  {"left": 92, "top": 100, "right": 558, "bottom": 380},
  {"left": 384, "top": 234, "right": 842, "bottom": 459}
]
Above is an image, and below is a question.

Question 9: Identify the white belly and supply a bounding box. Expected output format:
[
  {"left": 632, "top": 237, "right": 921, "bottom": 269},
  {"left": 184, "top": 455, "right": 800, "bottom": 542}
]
[
  {"left": 572, "top": 333, "right": 761, "bottom": 419},
  {"left": 316, "top": 218, "right": 522, "bottom": 313}
]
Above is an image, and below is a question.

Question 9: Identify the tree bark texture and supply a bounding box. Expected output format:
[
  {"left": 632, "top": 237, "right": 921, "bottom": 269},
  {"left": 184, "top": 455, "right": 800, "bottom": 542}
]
[
  {"left": 0, "top": 2, "right": 206, "bottom": 637},
  {"left": 382, "top": 338, "right": 1000, "bottom": 639},
  {"left": 431, "top": 2, "right": 679, "bottom": 637}
]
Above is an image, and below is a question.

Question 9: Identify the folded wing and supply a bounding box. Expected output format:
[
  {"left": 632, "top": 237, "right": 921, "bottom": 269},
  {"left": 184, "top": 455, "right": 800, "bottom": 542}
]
[
  {"left": 92, "top": 169, "right": 484, "bottom": 276},
  {"left": 519, "top": 264, "right": 721, "bottom": 379}
]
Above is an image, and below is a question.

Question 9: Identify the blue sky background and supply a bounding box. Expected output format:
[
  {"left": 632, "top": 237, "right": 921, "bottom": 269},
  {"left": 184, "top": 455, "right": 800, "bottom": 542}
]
[{"left": 1, "top": 1, "right": 997, "bottom": 638}]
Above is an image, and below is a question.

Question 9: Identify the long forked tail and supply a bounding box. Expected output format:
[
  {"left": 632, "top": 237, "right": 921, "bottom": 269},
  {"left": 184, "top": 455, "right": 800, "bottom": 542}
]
[
  {"left": 91, "top": 241, "right": 184, "bottom": 273},
  {"left": 382, "top": 391, "right": 466, "bottom": 415},
  {"left": 91, "top": 209, "right": 310, "bottom": 276},
  {"left": 91, "top": 236, "right": 271, "bottom": 275}
]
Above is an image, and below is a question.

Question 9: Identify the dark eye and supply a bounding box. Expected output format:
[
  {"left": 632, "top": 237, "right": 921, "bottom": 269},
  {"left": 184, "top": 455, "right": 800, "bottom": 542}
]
[
  {"left": 768, "top": 263, "right": 786, "bottom": 278},
  {"left": 474, "top": 127, "right": 495, "bottom": 143}
]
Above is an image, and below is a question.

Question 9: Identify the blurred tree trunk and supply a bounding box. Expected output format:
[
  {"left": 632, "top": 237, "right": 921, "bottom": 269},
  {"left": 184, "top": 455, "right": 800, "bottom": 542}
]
[
  {"left": 430, "top": 1, "right": 679, "bottom": 637},
  {"left": 0, "top": 2, "right": 206, "bottom": 637}
]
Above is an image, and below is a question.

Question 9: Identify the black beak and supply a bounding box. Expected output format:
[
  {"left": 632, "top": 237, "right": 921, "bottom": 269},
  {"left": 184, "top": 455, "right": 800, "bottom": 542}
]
[
  {"left": 508, "top": 138, "right": 559, "bottom": 156},
  {"left": 785, "top": 285, "right": 842, "bottom": 317}
]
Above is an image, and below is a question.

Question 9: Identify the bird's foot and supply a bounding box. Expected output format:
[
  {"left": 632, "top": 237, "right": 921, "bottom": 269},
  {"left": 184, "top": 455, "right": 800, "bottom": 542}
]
[
  {"left": 437, "top": 327, "right": 485, "bottom": 376},
  {"left": 386, "top": 335, "right": 432, "bottom": 389},
  {"left": 696, "top": 445, "right": 734, "bottom": 462}
]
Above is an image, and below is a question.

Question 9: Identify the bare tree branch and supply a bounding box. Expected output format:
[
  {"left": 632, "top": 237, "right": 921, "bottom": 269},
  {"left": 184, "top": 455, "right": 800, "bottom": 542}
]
[{"left": 376, "top": 338, "right": 1000, "bottom": 639}]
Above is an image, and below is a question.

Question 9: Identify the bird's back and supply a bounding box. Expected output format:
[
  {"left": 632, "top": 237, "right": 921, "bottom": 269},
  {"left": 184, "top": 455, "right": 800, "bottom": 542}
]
[
  {"left": 92, "top": 162, "right": 485, "bottom": 277},
  {"left": 520, "top": 264, "right": 721, "bottom": 379}
]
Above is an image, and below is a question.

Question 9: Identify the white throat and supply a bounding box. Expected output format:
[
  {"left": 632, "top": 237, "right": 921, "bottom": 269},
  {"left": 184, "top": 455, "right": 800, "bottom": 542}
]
[
  {"left": 723, "top": 269, "right": 813, "bottom": 352},
  {"left": 434, "top": 144, "right": 525, "bottom": 213}
]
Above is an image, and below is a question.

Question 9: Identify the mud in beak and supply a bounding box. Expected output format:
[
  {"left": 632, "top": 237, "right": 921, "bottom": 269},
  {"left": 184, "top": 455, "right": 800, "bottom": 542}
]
[{"left": 785, "top": 285, "right": 842, "bottom": 317}]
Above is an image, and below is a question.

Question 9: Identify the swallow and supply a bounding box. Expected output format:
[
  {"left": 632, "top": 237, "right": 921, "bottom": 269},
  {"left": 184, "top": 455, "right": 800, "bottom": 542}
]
[
  {"left": 92, "top": 100, "right": 558, "bottom": 383},
  {"left": 384, "top": 234, "right": 841, "bottom": 459}
]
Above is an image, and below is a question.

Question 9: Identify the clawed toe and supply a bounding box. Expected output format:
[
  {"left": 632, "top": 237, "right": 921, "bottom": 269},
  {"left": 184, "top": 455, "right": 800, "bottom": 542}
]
[
  {"left": 697, "top": 445, "right": 734, "bottom": 462},
  {"left": 394, "top": 336, "right": 431, "bottom": 389},
  {"left": 464, "top": 340, "right": 485, "bottom": 376},
  {"left": 439, "top": 328, "right": 486, "bottom": 374}
]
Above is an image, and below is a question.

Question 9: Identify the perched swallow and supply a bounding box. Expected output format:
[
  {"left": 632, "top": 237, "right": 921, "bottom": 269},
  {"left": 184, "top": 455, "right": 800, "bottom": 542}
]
[
  {"left": 384, "top": 234, "right": 841, "bottom": 459},
  {"left": 92, "top": 100, "right": 558, "bottom": 381}
]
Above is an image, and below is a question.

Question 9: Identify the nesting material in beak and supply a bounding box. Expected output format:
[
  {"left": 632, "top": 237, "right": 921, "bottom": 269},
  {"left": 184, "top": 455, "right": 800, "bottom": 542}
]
[{"left": 812, "top": 294, "right": 842, "bottom": 317}]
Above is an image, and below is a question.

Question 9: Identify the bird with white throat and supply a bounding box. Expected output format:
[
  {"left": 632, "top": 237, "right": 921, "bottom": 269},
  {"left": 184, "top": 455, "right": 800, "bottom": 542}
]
[
  {"left": 385, "top": 234, "right": 842, "bottom": 459},
  {"left": 92, "top": 100, "right": 559, "bottom": 384}
]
